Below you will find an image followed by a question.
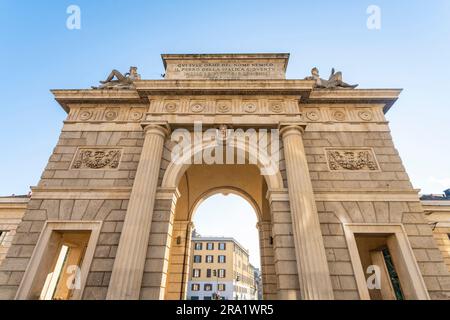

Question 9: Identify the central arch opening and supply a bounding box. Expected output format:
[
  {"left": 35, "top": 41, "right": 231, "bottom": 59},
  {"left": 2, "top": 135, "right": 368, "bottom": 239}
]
[
  {"left": 163, "top": 164, "right": 277, "bottom": 300},
  {"left": 188, "top": 192, "right": 261, "bottom": 300}
]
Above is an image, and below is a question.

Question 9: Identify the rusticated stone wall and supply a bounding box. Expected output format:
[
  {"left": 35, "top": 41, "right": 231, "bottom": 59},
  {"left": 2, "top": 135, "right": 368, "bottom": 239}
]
[
  {"left": 302, "top": 130, "right": 450, "bottom": 300},
  {"left": 0, "top": 127, "right": 144, "bottom": 299}
]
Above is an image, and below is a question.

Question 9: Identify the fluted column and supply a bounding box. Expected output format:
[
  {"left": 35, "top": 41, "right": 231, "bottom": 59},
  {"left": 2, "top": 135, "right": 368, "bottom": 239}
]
[
  {"left": 107, "top": 124, "right": 169, "bottom": 300},
  {"left": 280, "top": 124, "right": 334, "bottom": 300}
]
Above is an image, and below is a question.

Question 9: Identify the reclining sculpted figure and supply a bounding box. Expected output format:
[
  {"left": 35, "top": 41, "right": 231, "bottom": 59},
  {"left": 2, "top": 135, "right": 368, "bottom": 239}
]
[
  {"left": 305, "top": 67, "right": 358, "bottom": 89},
  {"left": 92, "top": 66, "right": 141, "bottom": 89}
]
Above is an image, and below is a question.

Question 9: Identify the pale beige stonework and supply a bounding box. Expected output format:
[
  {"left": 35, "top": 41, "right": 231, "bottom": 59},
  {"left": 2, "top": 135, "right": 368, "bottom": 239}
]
[
  {"left": 162, "top": 53, "right": 288, "bottom": 80},
  {"left": 15, "top": 220, "right": 102, "bottom": 300},
  {"left": 0, "top": 53, "right": 449, "bottom": 300},
  {"left": 422, "top": 201, "right": 450, "bottom": 273},
  {"left": 107, "top": 124, "right": 169, "bottom": 299},
  {"left": 280, "top": 125, "right": 334, "bottom": 299},
  {"left": 0, "top": 197, "right": 28, "bottom": 266}
]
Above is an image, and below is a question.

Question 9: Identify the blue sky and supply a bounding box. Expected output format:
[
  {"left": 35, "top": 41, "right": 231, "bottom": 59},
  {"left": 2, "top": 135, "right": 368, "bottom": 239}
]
[{"left": 1, "top": 1, "right": 449, "bottom": 266}]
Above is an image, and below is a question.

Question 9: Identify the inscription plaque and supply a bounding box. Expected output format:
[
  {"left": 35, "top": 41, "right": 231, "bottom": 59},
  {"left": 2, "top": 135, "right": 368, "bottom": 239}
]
[{"left": 162, "top": 54, "right": 289, "bottom": 80}]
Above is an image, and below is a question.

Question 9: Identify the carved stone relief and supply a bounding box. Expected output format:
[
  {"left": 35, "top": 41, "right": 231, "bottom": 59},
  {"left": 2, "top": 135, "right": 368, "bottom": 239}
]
[
  {"left": 149, "top": 98, "right": 300, "bottom": 116},
  {"left": 301, "top": 106, "right": 381, "bottom": 123},
  {"left": 217, "top": 103, "right": 231, "bottom": 113},
  {"left": 306, "top": 110, "right": 320, "bottom": 121},
  {"left": 244, "top": 104, "right": 257, "bottom": 113},
  {"left": 191, "top": 104, "right": 205, "bottom": 113},
  {"left": 358, "top": 110, "right": 373, "bottom": 121},
  {"left": 165, "top": 103, "right": 178, "bottom": 113},
  {"left": 71, "top": 106, "right": 146, "bottom": 122},
  {"left": 104, "top": 108, "right": 120, "bottom": 121},
  {"left": 79, "top": 109, "right": 94, "bottom": 121},
  {"left": 129, "top": 108, "right": 144, "bottom": 120},
  {"left": 269, "top": 103, "right": 283, "bottom": 113},
  {"left": 326, "top": 149, "right": 379, "bottom": 171},
  {"left": 71, "top": 148, "right": 122, "bottom": 169},
  {"left": 332, "top": 110, "right": 347, "bottom": 121}
]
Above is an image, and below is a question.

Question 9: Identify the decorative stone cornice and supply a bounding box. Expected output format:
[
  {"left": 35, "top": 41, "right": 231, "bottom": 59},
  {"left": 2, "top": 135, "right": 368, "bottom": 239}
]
[
  {"left": 305, "top": 89, "right": 402, "bottom": 114},
  {"left": 134, "top": 80, "right": 314, "bottom": 97},
  {"left": 155, "top": 187, "right": 181, "bottom": 201},
  {"left": 66, "top": 105, "right": 147, "bottom": 123},
  {"left": 51, "top": 89, "right": 143, "bottom": 113},
  {"left": 421, "top": 200, "right": 450, "bottom": 215},
  {"left": 161, "top": 53, "right": 291, "bottom": 72},
  {"left": 265, "top": 188, "right": 289, "bottom": 204},
  {"left": 52, "top": 86, "right": 402, "bottom": 116},
  {"left": 30, "top": 187, "right": 132, "bottom": 200},
  {"left": 0, "top": 198, "right": 29, "bottom": 209}
]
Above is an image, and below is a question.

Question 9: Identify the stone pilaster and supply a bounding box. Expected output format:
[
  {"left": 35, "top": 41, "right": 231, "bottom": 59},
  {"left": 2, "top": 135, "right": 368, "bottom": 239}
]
[
  {"left": 257, "top": 221, "right": 277, "bottom": 299},
  {"left": 165, "top": 220, "right": 194, "bottom": 300},
  {"left": 140, "top": 188, "right": 180, "bottom": 300},
  {"left": 280, "top": 124, "right": 334, "bottom": 300},
  {"left": 266, "top": 189, "right": 300, "bottom": 299},
  {"left": 107, "top": 124, "right": 169, "bottom": 300}
]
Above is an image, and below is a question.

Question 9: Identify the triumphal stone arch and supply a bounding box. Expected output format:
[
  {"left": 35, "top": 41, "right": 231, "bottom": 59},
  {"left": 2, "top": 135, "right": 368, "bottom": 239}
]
[{"left": 1, "top": 54, "right": 449, "bottom": 300}]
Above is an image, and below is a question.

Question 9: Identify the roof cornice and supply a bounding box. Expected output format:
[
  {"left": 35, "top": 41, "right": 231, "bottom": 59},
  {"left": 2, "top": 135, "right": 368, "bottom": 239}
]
[
  {"left": 305, "top": 88, "right": 403, "bottom": 114},
  {"left": 51, "top": 84, "right": 402, "bottom": 115}
]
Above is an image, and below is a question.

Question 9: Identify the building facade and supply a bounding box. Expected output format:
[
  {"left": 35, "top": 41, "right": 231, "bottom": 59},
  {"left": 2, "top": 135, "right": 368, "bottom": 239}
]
[
  {"left": 421, "top": 190, "right": 450, "bottom": 273},
  {"left": 0, "top": 53, "right": 449, "bottom": 300},
  {"left": 186, "top": 237, "right": 257, "bottom": 300},
  {"left": 253, "top": 267, "right": 263, "bottom": 300},
  {"left": 0, "top": 196, "right": 29, "bottom": 266}
]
